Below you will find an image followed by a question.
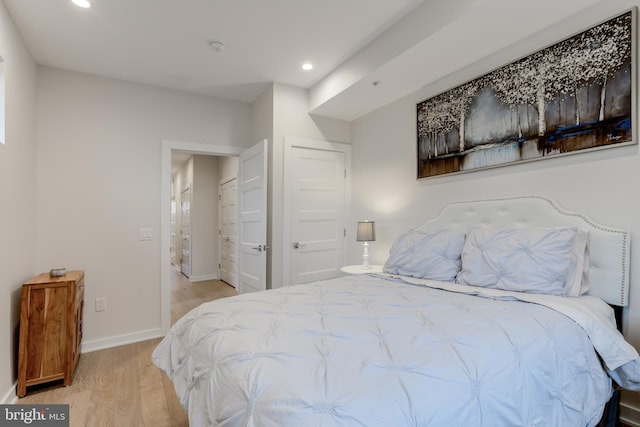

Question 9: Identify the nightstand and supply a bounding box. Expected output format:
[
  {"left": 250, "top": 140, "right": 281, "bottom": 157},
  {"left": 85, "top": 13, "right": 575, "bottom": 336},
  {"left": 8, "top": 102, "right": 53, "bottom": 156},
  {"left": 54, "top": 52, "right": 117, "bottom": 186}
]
[
  {"left": 17, "top": 270, "right": 84, "bottom": 397},
  {"left": 340, "top": 265, "right": 383, "bottom": 275}
]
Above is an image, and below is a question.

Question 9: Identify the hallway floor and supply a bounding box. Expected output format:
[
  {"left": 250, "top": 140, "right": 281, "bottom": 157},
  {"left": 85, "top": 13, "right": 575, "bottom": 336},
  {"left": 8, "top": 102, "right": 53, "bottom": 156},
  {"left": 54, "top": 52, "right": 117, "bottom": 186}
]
[{"left": 170, "top": 266, "right": 237, "bottom": 324}]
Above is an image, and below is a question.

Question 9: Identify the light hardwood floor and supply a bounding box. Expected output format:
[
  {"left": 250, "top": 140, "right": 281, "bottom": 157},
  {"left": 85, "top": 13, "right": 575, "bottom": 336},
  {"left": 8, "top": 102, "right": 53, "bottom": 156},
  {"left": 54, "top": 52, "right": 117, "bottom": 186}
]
[
  {"left": 16, "top": 267, "right": 237, "bottom": 426},
  {"left": 170, "top": 268, "right": 237, "bottom": 324}
]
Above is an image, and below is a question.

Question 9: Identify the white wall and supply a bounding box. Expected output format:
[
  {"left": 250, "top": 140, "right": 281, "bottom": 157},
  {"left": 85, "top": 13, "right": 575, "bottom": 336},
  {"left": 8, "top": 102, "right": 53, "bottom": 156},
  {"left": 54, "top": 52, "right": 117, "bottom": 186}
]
[
  {"left": 0, "top": 0, "right": 38, "bottom": 403},
  {"left": 249, "top": 83, "right": 352, "bottom": 288},
  {"left": 349, "top": 1, "right": 640, "bottom": 421},
  {"left": 251, "top": 85, "right": 274, "bottom": 146},
  {"left": 269, "top": 83, "right": 351, "bottom": 288},
  {"left": 35, "top": 66, "right": 252, "bottom": 350},
  {"left": 250, "top": 85, "right": 275, "bottom": 286},
  {"left": 219, "top": 155, "right": 238, "bottom": 184},
  {"left": 191, "top": 155, "right": 219, "bottom": 280}
]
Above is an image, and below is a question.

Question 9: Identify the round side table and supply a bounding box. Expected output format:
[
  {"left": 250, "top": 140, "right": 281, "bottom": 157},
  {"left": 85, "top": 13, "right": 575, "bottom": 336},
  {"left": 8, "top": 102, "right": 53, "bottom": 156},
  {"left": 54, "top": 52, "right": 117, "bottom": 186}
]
[{"left": 340, "top": 265, "right": 383, "bottom": 275}]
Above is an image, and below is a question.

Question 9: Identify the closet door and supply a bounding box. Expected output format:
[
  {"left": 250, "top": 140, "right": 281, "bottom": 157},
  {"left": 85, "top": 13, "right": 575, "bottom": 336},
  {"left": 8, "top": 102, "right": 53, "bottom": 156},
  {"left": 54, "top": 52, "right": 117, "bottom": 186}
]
[{"left": 285, "top": 137, "right": 350, "bottom": 286}]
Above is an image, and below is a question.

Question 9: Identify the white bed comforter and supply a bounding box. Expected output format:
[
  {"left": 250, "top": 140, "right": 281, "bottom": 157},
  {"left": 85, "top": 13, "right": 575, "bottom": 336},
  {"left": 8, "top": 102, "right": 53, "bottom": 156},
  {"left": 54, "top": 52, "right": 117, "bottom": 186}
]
[{"left": 152, "top": 274, "right": 638, "bottom": 427}]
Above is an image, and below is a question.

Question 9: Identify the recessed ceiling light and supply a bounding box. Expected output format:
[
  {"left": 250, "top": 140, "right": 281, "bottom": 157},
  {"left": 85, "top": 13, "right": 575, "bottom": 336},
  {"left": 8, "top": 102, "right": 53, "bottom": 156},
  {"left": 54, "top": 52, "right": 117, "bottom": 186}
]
[
  {"left": 301, "top": 63, "right": 313, "bottom": 71},
  {"left": 72, "top": 0, "right": 91, "bottom": 8}
]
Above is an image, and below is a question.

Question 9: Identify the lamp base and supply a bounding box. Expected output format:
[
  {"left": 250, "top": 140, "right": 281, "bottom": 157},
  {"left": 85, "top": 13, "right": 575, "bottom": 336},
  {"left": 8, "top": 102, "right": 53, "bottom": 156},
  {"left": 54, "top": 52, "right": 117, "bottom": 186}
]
[{"left": 361, "top": 242, "right": 370, "bottom": 269}]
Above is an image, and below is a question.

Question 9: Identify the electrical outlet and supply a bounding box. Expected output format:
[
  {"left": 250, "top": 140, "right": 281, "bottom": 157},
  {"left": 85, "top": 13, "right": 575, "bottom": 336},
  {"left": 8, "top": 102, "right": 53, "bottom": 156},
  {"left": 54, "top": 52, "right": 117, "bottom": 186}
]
[{"left": 95, "top": 297, "right": 107, "bottom": 312}]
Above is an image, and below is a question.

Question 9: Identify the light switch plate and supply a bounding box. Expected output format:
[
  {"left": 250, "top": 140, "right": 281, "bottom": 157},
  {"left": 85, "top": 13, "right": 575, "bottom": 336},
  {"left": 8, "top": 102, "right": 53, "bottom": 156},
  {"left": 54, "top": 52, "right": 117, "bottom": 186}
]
[
  {"left": 139, "top": 227, "right": 153, "bottom": 241},
  {"left": 95, "top": 297, "right": 107, "bottom": 312}
]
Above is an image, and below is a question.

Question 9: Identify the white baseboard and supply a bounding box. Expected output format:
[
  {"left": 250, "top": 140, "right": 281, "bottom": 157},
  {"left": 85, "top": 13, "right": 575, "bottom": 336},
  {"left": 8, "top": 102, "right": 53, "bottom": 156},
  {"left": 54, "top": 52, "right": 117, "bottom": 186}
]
[
  {"left": 621, "top": 401, "right": 640, "bottom": 426},
  {"left": 1, "top": 382, "right": 17, "bottom": 404},
  {"left": 81, "top": 328, "right": 163, "bottom": 353},
  {"left": 189, "top": 274, "right": 219, "bottom": 282}
]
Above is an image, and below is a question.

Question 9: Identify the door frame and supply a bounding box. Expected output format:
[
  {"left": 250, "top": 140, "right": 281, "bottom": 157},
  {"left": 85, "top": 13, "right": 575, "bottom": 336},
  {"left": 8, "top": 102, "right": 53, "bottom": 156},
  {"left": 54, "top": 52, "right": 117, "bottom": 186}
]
[
  {"left": 161, "top": 140, "right": 244, "bottom": 334},
  {"left": 282, "top": 136, "right": 351, "bottom": 288}
]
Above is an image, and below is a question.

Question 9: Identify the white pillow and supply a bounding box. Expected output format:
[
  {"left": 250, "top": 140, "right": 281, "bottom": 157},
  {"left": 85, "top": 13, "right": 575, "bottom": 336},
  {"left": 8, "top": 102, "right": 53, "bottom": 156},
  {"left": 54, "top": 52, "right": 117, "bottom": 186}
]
[
  {"left": 383, "top": 230, "right": 466, "bottom": 282},
  {"left": 456, "top": 227, "right": 589, "bottom": 296}
]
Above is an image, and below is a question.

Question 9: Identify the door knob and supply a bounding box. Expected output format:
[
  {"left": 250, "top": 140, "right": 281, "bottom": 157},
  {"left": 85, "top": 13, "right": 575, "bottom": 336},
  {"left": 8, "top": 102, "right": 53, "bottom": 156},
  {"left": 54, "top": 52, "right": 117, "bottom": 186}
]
[{"left": 292, "top": 242, "right": 306, "bottom": 249}]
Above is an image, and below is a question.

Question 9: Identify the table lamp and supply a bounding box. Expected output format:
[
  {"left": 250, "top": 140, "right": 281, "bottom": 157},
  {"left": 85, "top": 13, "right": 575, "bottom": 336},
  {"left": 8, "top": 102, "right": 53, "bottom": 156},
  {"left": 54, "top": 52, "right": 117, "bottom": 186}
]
[{"left": 356, "top": 220, "right": 376, "bottom": 269}]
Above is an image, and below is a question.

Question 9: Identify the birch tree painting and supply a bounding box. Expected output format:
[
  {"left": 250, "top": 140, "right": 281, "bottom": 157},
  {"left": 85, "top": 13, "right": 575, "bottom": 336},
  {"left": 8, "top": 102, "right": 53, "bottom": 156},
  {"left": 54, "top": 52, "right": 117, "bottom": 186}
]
[{"left": 417, "top": 10, "right": 634, "bottom": 179}]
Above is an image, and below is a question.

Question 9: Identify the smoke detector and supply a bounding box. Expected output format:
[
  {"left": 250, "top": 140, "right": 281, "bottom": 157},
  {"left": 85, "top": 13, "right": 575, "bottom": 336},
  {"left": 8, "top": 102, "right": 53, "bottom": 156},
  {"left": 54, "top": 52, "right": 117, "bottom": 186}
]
[{"left": 207, "top": 40, "right": 225, "bottom": 53}]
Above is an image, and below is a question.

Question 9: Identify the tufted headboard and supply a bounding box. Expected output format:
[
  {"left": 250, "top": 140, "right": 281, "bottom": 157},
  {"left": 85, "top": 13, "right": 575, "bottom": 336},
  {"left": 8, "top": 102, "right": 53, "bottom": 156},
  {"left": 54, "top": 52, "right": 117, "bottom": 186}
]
[{"left": 415, "top": 196, "right": 630, "bottom": 306}]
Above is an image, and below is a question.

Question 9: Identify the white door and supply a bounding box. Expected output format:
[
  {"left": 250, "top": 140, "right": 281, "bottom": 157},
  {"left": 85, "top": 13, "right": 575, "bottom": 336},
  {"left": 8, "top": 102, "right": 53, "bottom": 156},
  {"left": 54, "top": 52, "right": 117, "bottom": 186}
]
[
  {"left": 238, "top": 140, "right": 268, "bottom": 294},
  {"left": 219, "top": 178, "right": 238, "bottom": 288},
  {"left": 180, "top": 187, "right": 192, "bottom": 278},
  {"left": 289, "top": 145, "right": 347, "bottom": 285}
]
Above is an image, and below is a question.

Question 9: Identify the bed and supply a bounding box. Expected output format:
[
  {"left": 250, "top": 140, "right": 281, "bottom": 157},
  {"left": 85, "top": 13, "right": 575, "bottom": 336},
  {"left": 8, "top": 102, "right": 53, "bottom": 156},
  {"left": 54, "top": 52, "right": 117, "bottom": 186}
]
[{"left": 153, "top": 196, "right": 640, "bottom": 426}]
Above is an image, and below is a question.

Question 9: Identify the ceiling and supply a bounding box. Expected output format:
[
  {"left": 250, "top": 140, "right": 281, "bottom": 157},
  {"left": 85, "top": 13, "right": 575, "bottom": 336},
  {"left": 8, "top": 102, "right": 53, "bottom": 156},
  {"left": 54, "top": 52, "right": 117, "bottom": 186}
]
[
  {"left": 4, "top": 0, "right": 613, "bottom": 176},
  {"left": 4, "top": 0, "right": 611, "bottom": 124},
  {"left": 3, "top": 0, "right": 421, "bottom": 104}
]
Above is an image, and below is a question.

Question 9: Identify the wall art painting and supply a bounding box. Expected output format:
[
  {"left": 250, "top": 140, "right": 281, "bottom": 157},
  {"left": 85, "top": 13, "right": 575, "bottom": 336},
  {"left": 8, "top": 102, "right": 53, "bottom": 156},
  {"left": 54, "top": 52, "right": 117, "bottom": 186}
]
[{"left": 417, "top": 9, "right": 635, "bottom": 179}]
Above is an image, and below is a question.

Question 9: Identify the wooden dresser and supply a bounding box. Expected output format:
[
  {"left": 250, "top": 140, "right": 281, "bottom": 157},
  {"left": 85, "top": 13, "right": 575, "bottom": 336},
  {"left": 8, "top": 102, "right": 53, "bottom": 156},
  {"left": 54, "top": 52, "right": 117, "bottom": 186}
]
[{"left": 17, "top": 270, "right": 84, "bottom": 397}]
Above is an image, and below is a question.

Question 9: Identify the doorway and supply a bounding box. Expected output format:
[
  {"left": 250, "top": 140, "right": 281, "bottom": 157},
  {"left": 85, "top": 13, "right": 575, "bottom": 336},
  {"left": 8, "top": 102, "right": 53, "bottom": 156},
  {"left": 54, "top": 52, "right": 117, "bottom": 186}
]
[
  {"left": 161, "top": 140, "right": 268, "bottom": 333},
  {"left": 161, "top": 140, "right": 244, "bottom": 333}
]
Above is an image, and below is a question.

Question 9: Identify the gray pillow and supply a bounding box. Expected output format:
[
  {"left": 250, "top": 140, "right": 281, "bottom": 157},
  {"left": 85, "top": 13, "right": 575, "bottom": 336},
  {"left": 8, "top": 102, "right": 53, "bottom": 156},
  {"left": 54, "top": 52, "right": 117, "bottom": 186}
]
[{"left": 384, "top": 230, "right": 466, "bottom": 282}]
